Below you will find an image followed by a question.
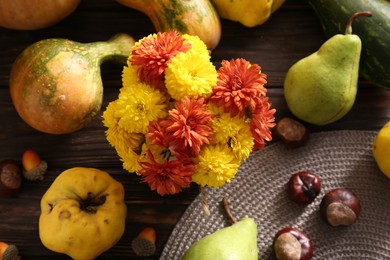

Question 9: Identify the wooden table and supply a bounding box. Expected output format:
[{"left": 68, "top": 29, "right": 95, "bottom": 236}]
[{"left": 1, "top": 1, "right": 389, "bottom": 259}]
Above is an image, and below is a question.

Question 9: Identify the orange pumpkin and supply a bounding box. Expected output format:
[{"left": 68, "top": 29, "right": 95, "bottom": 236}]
[{"left": 0, "top": 0, "right": 81, "bottom": 30}]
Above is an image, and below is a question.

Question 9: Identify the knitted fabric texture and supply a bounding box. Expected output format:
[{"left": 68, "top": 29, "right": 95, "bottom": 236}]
[{"left": 161, "top": 130, "right": 390, "bottom": 259}]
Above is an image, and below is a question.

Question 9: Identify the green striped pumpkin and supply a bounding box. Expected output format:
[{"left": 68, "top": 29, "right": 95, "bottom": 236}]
[
  {"left": 306, "top": 0, "right": 390, "bottom": 88},
  {"left": 9, "top": 34, "right": 134, "bottom": 134},
  {"left": 116, "top": 0, "right": 221, "bottom": 50}
]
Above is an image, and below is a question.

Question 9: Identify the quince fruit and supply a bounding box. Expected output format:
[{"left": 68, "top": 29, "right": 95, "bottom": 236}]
[
  {"left": 210, "top": 0, "right": 285, "bottom": 27},
  {"left": 39, "top": 167, "right": 127, "bottom": 259},
  {"left": 373, "top": 121, "right": 390, "bottom": 178}
]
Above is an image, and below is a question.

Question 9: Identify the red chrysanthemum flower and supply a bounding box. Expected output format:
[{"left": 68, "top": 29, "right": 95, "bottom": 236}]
[
  {"left": 166, "top": 97, "right": 214, "bottom": 156},
  {"left": 211, "top": 58, "right": 267, "bottom": 117},
  {"left": 130, "top": 31, "right": 191, "bottom": 88},
  {"left": 250, "top": 97, "right": 276, "bottom": 150},
  {"left": 146, "top": 119, "right": 172, "bottom": 148},
  {"left": 146, "top": 119, "right": 189, "bottom": 161},
  {"left": 139, "top": 151, "right": 194, "bottom": 195}
]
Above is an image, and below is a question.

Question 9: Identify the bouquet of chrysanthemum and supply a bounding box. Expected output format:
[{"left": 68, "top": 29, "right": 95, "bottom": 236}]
[{"left": 102, "top": 31, "right": 276, "bottom": 199}]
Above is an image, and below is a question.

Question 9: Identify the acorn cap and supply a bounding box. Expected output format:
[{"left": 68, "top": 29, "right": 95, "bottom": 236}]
[
  {"left": 3, "top": 244, "right": 20, "bottom": 260},
  {"left": 22, "top": 150, "right": 48, "bottom": 181},
  {"left": 22, "top": 160, "right": 47, "bottom": 181},
  {"left": 131, "top": 227, "right": 156, "bottom": 256}
]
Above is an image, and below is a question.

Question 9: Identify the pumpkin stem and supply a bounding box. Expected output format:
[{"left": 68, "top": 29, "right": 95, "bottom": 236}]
[{"left": 89, "top": 33, "right": 135, "bottom": 64}]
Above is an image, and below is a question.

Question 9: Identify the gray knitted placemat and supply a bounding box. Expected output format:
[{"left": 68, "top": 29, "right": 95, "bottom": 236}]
[{"left": 161, "top": 130, "right": 390, "bottom": 259}]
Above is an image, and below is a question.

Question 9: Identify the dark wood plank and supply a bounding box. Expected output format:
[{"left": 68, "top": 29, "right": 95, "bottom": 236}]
[{"left": 0, "top": 0, "right": 389, "bottom": 259}]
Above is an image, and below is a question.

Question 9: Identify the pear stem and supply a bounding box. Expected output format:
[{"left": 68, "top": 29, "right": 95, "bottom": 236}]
[
  {"left": 345, "top": 11, "right": 372, "bottom": 35},
  {"left": 223, "top": 197, "right": 237, "bottom": 224},
  {"left": 200, "top": 187, "right": 210, "bottom": 216}
]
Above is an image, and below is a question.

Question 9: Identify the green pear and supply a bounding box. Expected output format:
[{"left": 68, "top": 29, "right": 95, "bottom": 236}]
[
  {"left": 181, "top": 217, "right": 258, "bottom": 260},
  {"left": 284, "top": 12, "right": 372, "bottom": 125}
]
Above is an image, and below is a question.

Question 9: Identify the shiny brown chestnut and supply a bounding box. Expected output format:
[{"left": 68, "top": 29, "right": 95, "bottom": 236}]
[
  {"left": 274, "top": 117, "right": 309, "bottom": 148},
  {"left": 273, "top": 227, "right": 313, "bottom": 260},
  {"left": 288, "top": 171, "right": 321, "bottom": 205},
  {"left": 320, "top": 188, "right": 361, "bottom": 227},
  {"left": 0, "top": 159, "right": 22, "bottom": 197}
]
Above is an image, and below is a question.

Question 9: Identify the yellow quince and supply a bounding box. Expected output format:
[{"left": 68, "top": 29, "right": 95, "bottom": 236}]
[
  {"left": 39, "top": 167, "right": 127, "bottom": 259},
  {"left": 373, "top": 121, "right": 390, "bottom": 178},
  {"left": 211, "top": 0, "right": 286, "bottom": 27}
]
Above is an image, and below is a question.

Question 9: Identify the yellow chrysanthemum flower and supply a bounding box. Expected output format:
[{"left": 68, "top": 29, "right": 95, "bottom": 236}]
[
  {"left": 209, "top": 104, "right": 240, "bottom": 144},
  {"left": 102, "top": 100, "right": 119, "bottom": 129},
  {"left": 140, "top": 138, "right": 167, "bottom": 164},
  {"left": 133, "top": 33, "right": 157, "bottom": 47},
  {"left": 115, "top": 82, "right": 168, "bottom": 133},
  {"left": 183, "top": 34, "right": 210, "bottom": 59},
  {"left": 118, "top": 146, "right": 143, "bottom": 174},
  {"left": 107, "top": 126, "right": 144, "bottom": 154},
  {"left": 192, "top": 144, "right": 240, "bottom": 188},
  {"left": 165, "top": 51, "right": 217, "bottom": 100},
  {"left": 121, "top": 140, "right": 168, "bottom": 174},
  {"left": 229, "top": 127, "right": 254, "bottom": 161},
  {"left": 121, "top": 62, "right": 140, "bottom": 92},
  {"left": 103, "top": 100, "right": 145, "bottom": 161},
  {"left": 208, "top": 104, "right": 254, "bottom": 161}
]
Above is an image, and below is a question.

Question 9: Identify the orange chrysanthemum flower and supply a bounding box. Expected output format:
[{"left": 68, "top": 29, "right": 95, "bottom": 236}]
[
  {"left": 146, "top": 119, "right": 172, "bottom": 148},
  {"left": 130, "top": 31, "right": 191, "bottom": 88},
  {"left": 250, "top": 96, "right": 276, "bottom": 150},
  {"left": 166, "top": 97, "right": 214, "bottom": 156},
  {"left": 146, "top": 118, "right": 194, "bottom": 161},
  {"left": 139, "top": 151, "right": 194, "bottom": 196},
  {"left": 211, "top": 58, "right": 267, "bottom": 117}
]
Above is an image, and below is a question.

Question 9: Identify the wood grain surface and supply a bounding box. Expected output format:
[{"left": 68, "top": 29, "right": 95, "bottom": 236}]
[{"left": 0, "top": 0, "right": 389, "bottom": 259}]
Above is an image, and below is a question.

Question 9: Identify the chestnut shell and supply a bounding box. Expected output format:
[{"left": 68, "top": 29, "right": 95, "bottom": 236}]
[
  {"left": 274, "top": 117, "right": 309, "bottom": 148},
  {"left": 320, "top": 188, "right": 361, "bottom": 226},
  {"left": 288, "top": 171, "right": 321, "bottom": 205},
  {"left": 274, "top": 227, "right": 313, "bottom": 260},
  {"left": 0, "top": 159, "right": 22, "bottom": 197}
]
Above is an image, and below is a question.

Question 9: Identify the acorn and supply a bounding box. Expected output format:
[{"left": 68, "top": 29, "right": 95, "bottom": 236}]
[
  {"left": 22, "top": 149, "right": 48, "bottom": 181},
  {"left": 131, "top": 227, "right": 156, "bottom": 256},
  {"left": 0, "top": 241, "right": 20, "bottom": 260}
]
